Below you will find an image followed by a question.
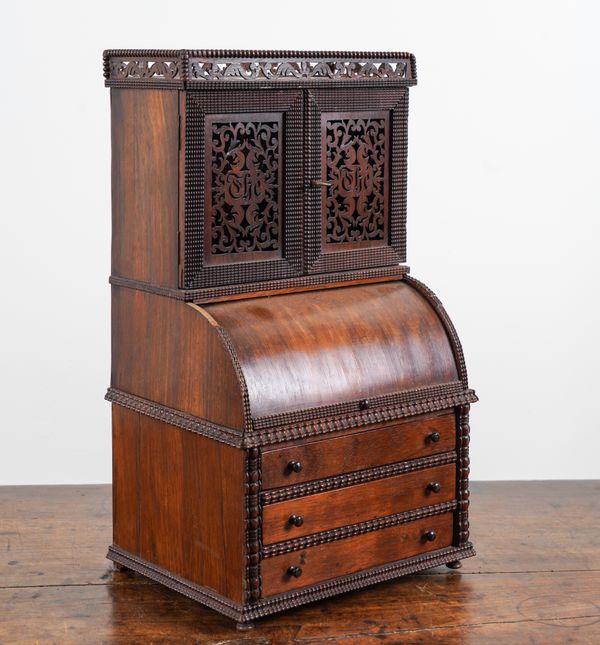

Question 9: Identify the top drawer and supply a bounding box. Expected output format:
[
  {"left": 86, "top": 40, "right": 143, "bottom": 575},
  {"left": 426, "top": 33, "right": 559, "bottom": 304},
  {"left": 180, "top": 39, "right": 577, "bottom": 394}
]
[{"left": 261, "top": 412, "right": 455, "bottom": 489}]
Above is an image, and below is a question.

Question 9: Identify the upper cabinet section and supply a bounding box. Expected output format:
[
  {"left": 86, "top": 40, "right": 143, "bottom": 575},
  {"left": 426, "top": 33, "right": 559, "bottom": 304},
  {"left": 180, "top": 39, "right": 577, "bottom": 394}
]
[{"left": 104, "top": 50, "right": 417, "bottom": 297}]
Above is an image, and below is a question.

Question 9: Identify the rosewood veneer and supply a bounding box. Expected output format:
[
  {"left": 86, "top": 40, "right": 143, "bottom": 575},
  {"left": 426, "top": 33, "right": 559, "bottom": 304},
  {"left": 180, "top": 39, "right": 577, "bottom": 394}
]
[{"left": 103, "top": 48, "right": 477, "bottom": 628}]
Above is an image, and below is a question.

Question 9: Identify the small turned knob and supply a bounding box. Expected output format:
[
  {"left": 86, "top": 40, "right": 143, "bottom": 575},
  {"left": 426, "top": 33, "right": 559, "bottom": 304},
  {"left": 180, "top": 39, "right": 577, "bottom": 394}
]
[
  {"left": 423, "top": 530, "right": 437, "bottom": 542},
  {"left": 427, "top": 482, "right": 442, "bottom": 493},
  {"left": 288, "top": 514, "right": 304, "bottom": 527},
  {"left": 359, "top": 399, "right": 370, "bottom": 410},
  {"left": 428, "top": 431, "right": 441, "bottom": 443},
  {"left": 287, "top": 565, "right": 302, "bottom": 578},
  {"left": 287, "top": 460, "right": 303, "bottom": 473}
]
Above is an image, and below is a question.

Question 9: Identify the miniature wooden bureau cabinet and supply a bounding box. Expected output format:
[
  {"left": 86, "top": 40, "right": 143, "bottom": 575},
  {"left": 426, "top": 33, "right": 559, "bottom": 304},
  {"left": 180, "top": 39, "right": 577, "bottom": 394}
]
[{"left": 103, "top": 48, "right": 477, "bottom": 628}]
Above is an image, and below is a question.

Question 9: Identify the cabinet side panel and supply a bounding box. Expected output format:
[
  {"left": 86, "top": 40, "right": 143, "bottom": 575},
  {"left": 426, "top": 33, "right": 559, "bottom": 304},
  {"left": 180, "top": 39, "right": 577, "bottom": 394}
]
[
  {"left": 111, "top": 89, "right": 179, "bottom": 287},
  {"left": 112, "top": 405, "right": 140, "bottom": 554},
  {"left": 111, "top": 286, "right": 245, "bottom": 429},
  {"left": 136, "top": 416, "right": 246, "bottom": 603}
]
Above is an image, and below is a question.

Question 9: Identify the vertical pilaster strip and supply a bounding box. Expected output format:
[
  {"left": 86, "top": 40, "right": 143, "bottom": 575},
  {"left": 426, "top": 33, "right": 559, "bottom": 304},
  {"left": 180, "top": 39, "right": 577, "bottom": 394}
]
[
  {"left": 245, "top": 447, "right": 261, "bottom": 601},
  {"left": 455, "top": 404, "right": 471, "bottom": 545}
]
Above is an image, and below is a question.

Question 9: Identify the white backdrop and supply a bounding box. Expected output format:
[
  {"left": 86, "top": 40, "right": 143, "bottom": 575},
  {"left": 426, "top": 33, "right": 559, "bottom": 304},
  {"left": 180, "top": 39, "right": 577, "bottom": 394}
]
[{"left": 1, "top": 1, "right": 599, "bottom": 484}]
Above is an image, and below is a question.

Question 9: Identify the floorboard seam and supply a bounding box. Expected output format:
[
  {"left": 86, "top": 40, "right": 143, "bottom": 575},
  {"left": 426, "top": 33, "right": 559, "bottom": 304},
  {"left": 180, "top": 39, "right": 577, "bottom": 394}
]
[
  {"left": 3, "top": 568, "right": 600, "bottom": 590},
  {"left": 293, "top": 614, "right": 600, "bottom": 641}
]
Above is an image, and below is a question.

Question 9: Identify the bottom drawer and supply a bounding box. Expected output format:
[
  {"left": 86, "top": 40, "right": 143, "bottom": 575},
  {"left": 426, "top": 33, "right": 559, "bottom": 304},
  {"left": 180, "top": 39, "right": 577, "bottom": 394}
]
[{"left": 261, "top": 511, "right": 454, "bottom": 596}]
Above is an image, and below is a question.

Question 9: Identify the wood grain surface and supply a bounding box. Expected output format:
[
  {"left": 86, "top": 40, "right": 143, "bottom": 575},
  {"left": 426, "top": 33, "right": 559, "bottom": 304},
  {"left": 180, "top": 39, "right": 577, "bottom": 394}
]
[
  {"left": 112, "top": 407, "right": 246, "bottom": 602},
  {"left": 205, "top": 281, "right": 459, "bottom": 417},
  {"left": 262, "top": 512, "right": 454, "bottom": 595},
  {"left": 261, "top": 412, "right": 456, "bottom": 489},
  {"left": 111, "top": 286, "right": 246, "bottom": 429},
  {"left": 1, "top": 481, "right": 599, "bottom": 643},
  {"left": 262, "top": 464, "right": 455, "bottom": 544},
  {"left": 111, "top": 89, "right": 179, "bottom": 288}
]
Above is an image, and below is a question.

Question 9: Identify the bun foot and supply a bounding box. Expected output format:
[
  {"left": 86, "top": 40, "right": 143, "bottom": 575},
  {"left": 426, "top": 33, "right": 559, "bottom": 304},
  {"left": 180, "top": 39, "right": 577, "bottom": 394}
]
[
  {"left": 446, "top": 560, "right": 462, "bottom": 569},
  {"left": 236, "top": 621, "right": 254, "bottom": 631}
]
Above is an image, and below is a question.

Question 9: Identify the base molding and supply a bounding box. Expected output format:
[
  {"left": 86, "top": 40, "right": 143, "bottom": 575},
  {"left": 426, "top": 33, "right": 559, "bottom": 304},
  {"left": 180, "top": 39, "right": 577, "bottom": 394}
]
[{"left": 107, "top": 542, "right": 475, "bottom": 623}]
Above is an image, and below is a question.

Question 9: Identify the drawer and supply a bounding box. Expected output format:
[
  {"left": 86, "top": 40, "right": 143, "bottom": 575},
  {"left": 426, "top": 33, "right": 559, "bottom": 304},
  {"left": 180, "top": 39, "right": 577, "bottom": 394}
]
[
  {"left": 262, "top": 462, "right": 455, "bottom": 545},
  {"left": 261, "top": 511, "right": 454, "bottom": 595},
  {"left": 261, "top": 413, "right": 455, "bottom": 489}
]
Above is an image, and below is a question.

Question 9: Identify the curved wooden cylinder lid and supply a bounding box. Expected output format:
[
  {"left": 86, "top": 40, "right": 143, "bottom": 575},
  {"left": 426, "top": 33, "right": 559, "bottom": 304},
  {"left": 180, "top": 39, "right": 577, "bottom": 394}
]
[{"left": 202, "top": 281, "right": 460, "bottom": 419}]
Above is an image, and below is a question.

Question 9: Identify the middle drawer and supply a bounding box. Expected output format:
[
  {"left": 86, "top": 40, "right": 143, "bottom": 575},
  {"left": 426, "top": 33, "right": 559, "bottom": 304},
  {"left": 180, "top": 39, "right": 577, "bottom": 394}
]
[{"left": 262, "top": 462, "right": 455, "bottom": 545}]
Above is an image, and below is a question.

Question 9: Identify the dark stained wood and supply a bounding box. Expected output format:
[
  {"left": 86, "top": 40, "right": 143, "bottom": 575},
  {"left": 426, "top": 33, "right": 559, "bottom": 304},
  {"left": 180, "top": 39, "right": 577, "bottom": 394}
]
[
  {"left": 111, "top": 409, "right": 247, "bottom": 602},
  {"left": 103, "top": 54, "right": 476, "bottom": 625},
  {"left": 261, "top": 412, "right": 456, "bottom": 489},
  {"left": 111, "top": 89, "right": 179, "bottom": 288},
  {"left": 1, "top": 482, "right": 600, "bottom": 643},
  {"left": 205, "top": 281, "right": 460, "bottom": 418},
  {"left": 263, "top": 464, "right": 455, "bottom": 544},
  {"left": 262, "top": 513, "right": 454, "bottom": 595},
  {"left": 112, "top": 405, "right": 139, "bottom": 553},
  {"left": 111, "top": 286, "right": 245, "bottom": 429}
]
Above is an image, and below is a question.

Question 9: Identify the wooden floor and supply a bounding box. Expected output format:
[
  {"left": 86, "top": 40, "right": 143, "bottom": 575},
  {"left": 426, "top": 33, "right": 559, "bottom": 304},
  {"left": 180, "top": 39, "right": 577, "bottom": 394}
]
[{"left": 1, "top": 481, "right": 599, "bottom": 644}]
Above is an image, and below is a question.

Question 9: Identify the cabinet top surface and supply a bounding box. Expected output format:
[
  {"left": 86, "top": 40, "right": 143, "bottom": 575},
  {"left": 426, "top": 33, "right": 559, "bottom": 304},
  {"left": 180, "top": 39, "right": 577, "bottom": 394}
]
[{"left": 103, "top": 49, "right": 417, "bottom": 88}]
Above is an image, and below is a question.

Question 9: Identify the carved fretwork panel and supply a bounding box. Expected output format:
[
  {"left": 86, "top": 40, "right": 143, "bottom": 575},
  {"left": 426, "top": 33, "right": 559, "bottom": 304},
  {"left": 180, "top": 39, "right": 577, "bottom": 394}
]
[
  {"left": 323, "top": 112, "right": 389, "bottom": 248},
  {"left": 205, "top": 114, "right": 282, "bottom": 264},
  {"left": 184, "top": 91, "right": 303, "bottom": 289},
  {"left": 306, "top": 89, "right": 408, "bottom": 274}
]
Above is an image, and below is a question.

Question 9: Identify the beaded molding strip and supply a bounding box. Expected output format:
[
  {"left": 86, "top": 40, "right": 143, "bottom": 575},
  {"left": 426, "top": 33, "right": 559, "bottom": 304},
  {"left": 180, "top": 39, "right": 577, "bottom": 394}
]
[
  {"left": 253, "top": 381, "right": 466, "bottom": 430},
  {"left": 103, "top": 49, "right": 417, "bottom": 88},
  {"left": 109, "top": 266, "right": 409, "bottom": 302},
  {"left": 245, "top": 448, "right": 261, "bottom": 601},
  {"left": 105, "top": 388, "right": 243, "bottom": 446},
  {"left": 107, "top": 542, "right": 474, "bottom": 622},
  {"left": 106, "top": 386, "right": 477, "bottom": 448},
  {"left": 260, "top": 452, "right": 457, "bottom": 505},
  {"left": 250, "top": 389, "right": 478, "bottom": 447},
  {"left": 261, "top": 501, "right": 458, "bottom": 558}
]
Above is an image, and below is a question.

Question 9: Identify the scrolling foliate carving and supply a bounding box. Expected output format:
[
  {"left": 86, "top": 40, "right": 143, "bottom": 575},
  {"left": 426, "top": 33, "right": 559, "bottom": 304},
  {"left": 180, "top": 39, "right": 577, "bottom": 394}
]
[
  {"left": 324, "top": 115, "right": 388, "bottom": 245},
  {"left": 206, "top": 115, "right": 282, "bottom": 261},
  {"left": 191, "top": 58, "right": 409, "bottom": 82},
  {"left": 109, "top": 58, "right": 182, "bottom": 81}
]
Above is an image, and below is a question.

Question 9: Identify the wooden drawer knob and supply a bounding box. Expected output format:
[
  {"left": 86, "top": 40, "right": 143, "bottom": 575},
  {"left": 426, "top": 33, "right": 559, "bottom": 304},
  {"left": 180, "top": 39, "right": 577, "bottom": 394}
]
[
  {"left": 428, "top": 431, "right": 441, "bottom": 443},
  {"left": 287, "top": 565, "right": 302, "bottom": 578},
  {"left": 423, "top": 530, "right": 437, "bottom": 542},
  {"left": 288, "top": 514, "right": 304, "bottom": 527},
  {"left": 427, "top": 481, "right": 442, "bottom": 493},
  {"left": 287, "top": 460, "right": 303, "bottom": 473}
]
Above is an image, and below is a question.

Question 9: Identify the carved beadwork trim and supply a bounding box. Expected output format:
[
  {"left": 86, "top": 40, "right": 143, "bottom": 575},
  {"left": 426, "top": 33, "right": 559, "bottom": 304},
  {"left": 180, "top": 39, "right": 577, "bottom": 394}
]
[
  {"left": 103, "top": 50, "right": 417, "bottom": 88},
  {"left": 261, "top": 501, "right": 458, "bottom": 558},
  {"left": 109, "top": 266, "right": 409, "bottom": 302},
  {"left": 455, "top": 404, "right": 471, "bottom": 545},
  {"left": 306, "top": 88, "right": 408, "bottom": 274},
  {"left": 105, "top": 388, "right": 243, "bottom": 446},
  {"left": 249, "top": 389, "right": 476, "bottom": 447},
  {"left": 106, "top": 385, "right": 476, "bottom": 449},
  {"left": 253, "top": 380, "right": 472, "bottom": 429},
  {"left": 184, "top": 90, "right": 303, "bottom": 289},
  {"left": 211, "top": 324, "right": 254, "bottom": 434},
  {"left": 404, "top": 276, "right": 470, "bottom": 386},
  {"left": 107, "top": 542, "right": 474, "bottom": 623},
  {"left": 245, "top": 448, "right": 262, "bottom": 601},
  {"left": 260, "top": 452, "right": 456, "bottom": 505}
]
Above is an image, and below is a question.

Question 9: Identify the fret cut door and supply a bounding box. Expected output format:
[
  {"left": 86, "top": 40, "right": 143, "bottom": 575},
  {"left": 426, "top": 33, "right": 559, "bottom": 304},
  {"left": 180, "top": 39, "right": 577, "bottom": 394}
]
[
  {"left": 305, "top": 89, "right": 409, "bottom": 274},
  {"left": 183, "top": 90, "right": 303, "bottom": 289}
]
